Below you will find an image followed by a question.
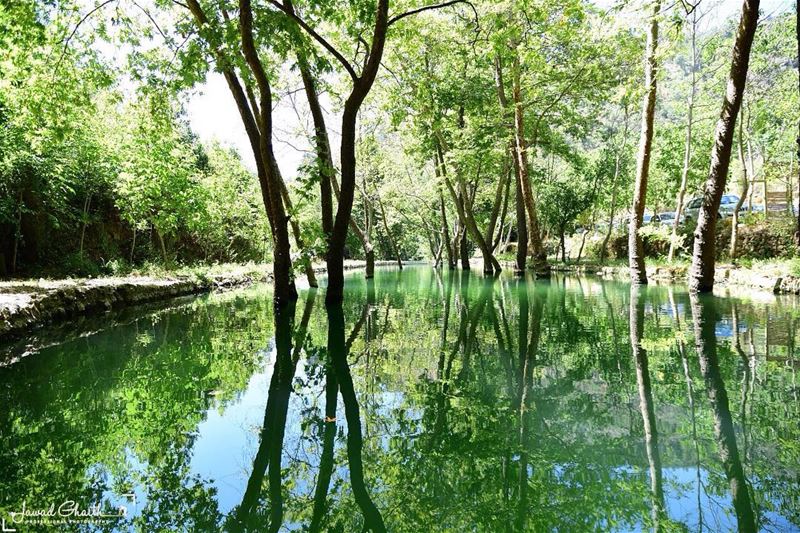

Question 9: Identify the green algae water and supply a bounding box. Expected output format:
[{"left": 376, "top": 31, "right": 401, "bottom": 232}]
[{"left": 1, "top": 266, "right": 799, "bottom": 531}]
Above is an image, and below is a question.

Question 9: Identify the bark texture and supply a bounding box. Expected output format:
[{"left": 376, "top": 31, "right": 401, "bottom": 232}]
[
  {"left": 326, "top": 0, "right": 389, "bottom": 305},
  {"left": 795, "top": 1, "right": 800, "bottom": 247},
  {"left": 690, "top": 0, "right": 761, "bottom": 292},
  {"left": 629, "top": 0, "right": 660, "bottom": 284},
  {"left": 186, "top": 0, "right": 298, "bottom": 307},
  {"left": 668, "top": 8, "right": 698, "bottom": 263},
  {"left": 731, "top": 120, "right": 749, "bottom": 259},
  {"left": 511, "top": 47, "right": 547, "bottom": 274}
]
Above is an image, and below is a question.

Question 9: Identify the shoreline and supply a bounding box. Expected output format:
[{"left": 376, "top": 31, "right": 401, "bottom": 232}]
[
  {"left": 0, "top": 260, "right": 395, "bottom": 342},
  {"left": 544, "top": 261, "right": 800, "bottom": 294},
  {"left": 4, "top": 257, "right": 800, "bottom": 344}
]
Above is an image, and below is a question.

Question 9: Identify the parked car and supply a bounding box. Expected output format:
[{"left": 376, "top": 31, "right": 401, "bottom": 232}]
[
  {"left": 643, "top": 213, "right": 660, "bottom": 225},
  {"left": 741, "top": 200, "right": 765, "bottom": 214},
  {"left": 656, "top": 211, "right": 684, "bottom": 225},
  {"left": 683, "top": 195, "right": 742, "bottom": 222}
]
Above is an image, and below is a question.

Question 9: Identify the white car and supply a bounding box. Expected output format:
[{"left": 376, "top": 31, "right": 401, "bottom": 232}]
[{"left": 683, "top": 195, "right": 742, "bottom": 222}]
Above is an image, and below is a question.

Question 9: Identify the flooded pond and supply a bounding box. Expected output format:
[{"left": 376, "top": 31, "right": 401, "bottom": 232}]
[{"left": 1, "top": 266, "right": 798, "bottom": 531}]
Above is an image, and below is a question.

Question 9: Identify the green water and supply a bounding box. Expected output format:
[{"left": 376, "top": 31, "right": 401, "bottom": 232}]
[{"left": 1, "top": 266, "right": 799, "bottom": 531}]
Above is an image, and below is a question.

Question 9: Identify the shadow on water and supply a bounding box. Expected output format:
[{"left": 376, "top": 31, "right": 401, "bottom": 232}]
[{"left": 0, "top": 266, "right": 798, "bottom": 531}]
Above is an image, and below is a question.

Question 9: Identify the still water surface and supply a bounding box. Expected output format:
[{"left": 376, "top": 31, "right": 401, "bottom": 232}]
[{"left": 1, "top": 266, "right": 799, "bottom": 531}]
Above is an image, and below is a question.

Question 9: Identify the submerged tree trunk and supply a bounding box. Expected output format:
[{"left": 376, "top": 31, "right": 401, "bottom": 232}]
[
  {"left": 459, "top": 231, "right": 470, "bottom": 270},
  {"left": 376, "top": 192, "right": 402, "bottom": 269},
  {"left": 436, "top": 139, "right": 500, "bottom": 274},
  {"left": 511, "top": 46, "right": 547, "bottom": 274},
  {"left": 629, "top": 0, "right": 660, "bottom": 284},
  {"left": 187, "top": 0, "right": 298, "bottom": 307},
  {"left": 439, "top": 190, "right": 455, "bottom": 270},
  {"left": 668, "top": 8, "right": 698, "bottom": 263},
  {"left": 731, "top": 120, "right": 750, "bottom": 260},
  {"left": 690, "top": 0, "right": 760, "bottom": 293},
  {"left": 325, "top": 1, "right": 390, "bottom": 306},
  {"left": 278, "top": 180, "right": 318, "bottom": 287}
]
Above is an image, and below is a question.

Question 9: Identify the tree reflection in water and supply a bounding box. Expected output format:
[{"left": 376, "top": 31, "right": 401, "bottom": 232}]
[
  {"left": 629, "top": 285, "right": 665, "bottom": 529},
  {"left": 690, "top": 292, "right": 757, "bottom": 533},
  {"left": 1, "top": 267, "right": 799, "bottom": 531}
]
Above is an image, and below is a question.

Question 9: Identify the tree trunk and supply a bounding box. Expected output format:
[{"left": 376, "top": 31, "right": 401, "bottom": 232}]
[
  {"left": 795, "top": 0, "right": 800, "bottom": 247},
  {"left": 365, "top": 248, "right": 375, "bottom": 279},
  {"left": 513, "top": 147, "right": 528, "bottom": 273},
  {"left": 493, "top": 174, "right": 511, "bottom": 252},
  {"left": 376, "top": 192, "right": 402, "bottom": 269},
  {"left": 156, "top": 227, "right": 168, "bottom": 264},
  {"left": 485, "top": 158, "right": 509, "bottom": 250},
  {"left": 731, "top": 120, "right": 749, "bottom": 260},
  {"left": 278, "top": 179, "right": 318, "bottom": 287},
  {"left": 330, "top": 170, "right": 374, "bottom": 279},
  {"left": 436, "top": 139, "right": 500, "bottom": 274},
  {"left": 495, "top": 55, "right": 527, "bottom": 273},
  {"left": 79, "top": 193, "right": 91, "bottom": 258},
  {"left": 629, "top": 0, "right": 660, "bottom": 285},
  {"left": 298, "top": 47, "right": 375, "bottom": 283},
  {"left": 190, "top": 0, "right": 298, "bottom": 306},
  {"left": 690, "top": 0, "right": 760, "bottom": 293},
  {"left": 668, "top": 8, "right": 698, "bottom": 263},
  {"left": 459, "top": 231, "right": 470, "bottom": 270},
  {"left": 600, "top": 152, "right": 621, "bottom": 263},
  {"left": 11, "top": 190, "right": 22, "bottom": 274},
  {"left": 188, "top": 0, "right": 298, "bottom": 306},
  {"left": 511, "top": 46, "right": 547, "bottom": 274},
  {"left": 576, "top": 208, "right": 595, "bottom": 263},
  {"left": 130, "top": 227, "right": 136, "bottom": 264},
  {"left": 439, "top": 191, "right": 455, "bottom": 270},
  {"left": 297, "top": 57, "right": 334, "bottom": 241},
  {"left": 601, "top": 101, "right": 630, "bottom": 264},
  {"left": 559, "top": 230, "right": 567, "bottom": 263},
  {"left": 326, "top": 1, "right": 390, "bottom": 306}
]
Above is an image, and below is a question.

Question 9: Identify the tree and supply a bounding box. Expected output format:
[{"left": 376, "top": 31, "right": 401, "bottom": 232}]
[
  {"left": 689, "top": 0, "right": 761, "bottom": 293},
  {"left": 628, "top": 0, "right": 660, "bottom": 285},
  {"left": 795, "top": 0, "right": 800, "bottom": 247},
  {"left": 668, "top": 5, "right": 700, "bottom": 263},
  {"left": 539, "top": 173, "right": 591, "bottom": 263}
]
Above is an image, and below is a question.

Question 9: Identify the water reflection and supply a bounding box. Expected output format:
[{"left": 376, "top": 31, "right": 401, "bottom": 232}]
[
  {"left": 0, "top": 267, "right": 799, "bottom": 531},
  {"left": 629, "top": 285, "right": 665, "bottom": 529},
  {"left": 690, "top": 293, "right": 757, "bottom": 532}
]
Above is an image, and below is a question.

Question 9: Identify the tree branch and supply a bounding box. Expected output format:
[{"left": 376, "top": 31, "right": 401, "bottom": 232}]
[
  {"left": 268, "top": 0, "right": 358, "bottom": 81},
  {"left": 388, "top": 0, "right": 476, "bottom": 27},
  {"left": 53, "top": 0, "right": 117, "bottom": 74}
]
